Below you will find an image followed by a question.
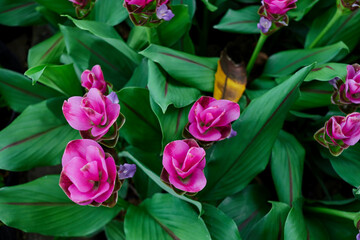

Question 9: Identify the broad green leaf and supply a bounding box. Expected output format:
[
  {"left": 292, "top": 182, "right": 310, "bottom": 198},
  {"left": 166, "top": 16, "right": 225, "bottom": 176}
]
[
  {"left": 0, "top": 175, "right": 124, "bottom": 236},
  {"left": 0, "top": 98, "right": 79, "bottom": 171},
  {"left": 25, "top": 64, "right": 83, "bottom": 97},
  {"left": 124, "top": 194, "right": 211, "bottom": 240},
  {"left": 60, "top": 25, "right": 136, "bottom": 89},
  {"left": 171, "top": 0, "right": 196, "bottom": 19},
  {"left": 147, "top": 60, "right": 200, "bottom": 113},
  {"left": 127, "top": 26, "right": 148, "bottom": 52},
  {"left": 218, "top": 184, "right": 270, "bottom": 238},
  {"left": 304, "top": 63, "right": 347, "bottom": 82},
  {"left": 292, "top": 81, "right": 333, "bottom": 111},
  {"left": 0, "top": 68, "right": 61, "bottom": 112},
  {"left": 287, "top": 0, "right": 320, "bottom": 21},
  {"left": 140, "top": 44, "right": 218, "bottom": 92},
  {"left": 118, "top": 151, "right": 202, "bottom": 213},
  {"left": 324, "top": 144, "right": 360, "bottom": 187},
  {"left": 271, "top": 131, "right": 305, "bottom": 205},
  {"left": 305, "top": 7, "right": 360, "bottom": 51},
  {"left": 105, "top": 220, "right": 126, "bottom": 240},
  {"left": 0, "top": 0, "right": 44, "bottom": 26},
  {"left": 214, "top": 6, "right": 260, "bottom": 34},
  {"left": 202, "top": 204, "right": 242, "bottom": 240},
  {"left": 304, "top": 217, "right": 329, "bottom": 240},
  {"left": 66, "top": 16, "right": 141, "bottom": 65},
  {"left": 125, "top": 59, "right": 149, "bottom": 88},
  {"left": 284, "top": 200, "right": 307, "bottom": 240},
  {"left": 263, "top": 42, "right": 349, "bottom": 77},
  {"left": 156, "top": 5, "right": 191, "bottom": 47},
  {"left": 35, "top": 0, "right": 74, "bottom": 15},
  {"left": 117, "top": 87, "right": 161, "bottom": 153},
  {"left": 150, "top": 99, "right": 191, "bottom": 150},
  {"left": 246, "top": 202, "right": 290, "bottom": 240},
  {"left": 198, "top": 64, "right": 314, "bottom": 201},
  {"left": 125, "top": 146, "right": 162, "bottom": 200},
  {"left": 90, "top": 0, "right": 128, "bottom": 26},
  {"left": 28, "top": 32, "right": 65, "bottom": 68}
]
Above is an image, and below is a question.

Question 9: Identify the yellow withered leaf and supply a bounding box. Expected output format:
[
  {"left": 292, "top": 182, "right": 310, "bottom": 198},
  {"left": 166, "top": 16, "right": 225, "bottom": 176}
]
[{"left": 213, "top": 49, "right": 247, "bottom": 102}]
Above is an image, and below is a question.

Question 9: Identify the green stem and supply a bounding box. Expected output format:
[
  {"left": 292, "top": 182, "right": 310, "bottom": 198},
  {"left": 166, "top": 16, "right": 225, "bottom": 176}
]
[
  {"left": 146, "top": 27, "right": 153, "bottom": 44},
  {"left": 308, "top": 8, "right": 343, "bottom": 49},
  {"left": 246, "top": 33, "right": 268, "bottom": 76},
  {"left": 304, "top": 206, "right": 357, "bottom": 220}
]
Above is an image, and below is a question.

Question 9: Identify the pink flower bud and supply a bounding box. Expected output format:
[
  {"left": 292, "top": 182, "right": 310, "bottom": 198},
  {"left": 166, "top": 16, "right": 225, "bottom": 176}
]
[
  {"left": 124, "top": 0, "right": 153, "bottom": 7},
  {"left": 69, "top": 0, "right": 89, "bottom": 7},
  {"left": 344, "top": 64, "right": 360, "bottom": 104},
  {"left": 59, "top": 139, "right": 117, "bottom": 206},
  {"left": 81, "top": 65, "right": 107, "bottom": 94},
  {"left": 263, "top": 0, "right": 297, "bottom": 15},
  {"left": 326, "top": 112, "right": 360, "bottom": 147},
  {"left": 187, "top": 96, "right": 240, "bottom": 142},
  {"left": 62, "top": 88, "right": 120, "bottom": 140},
  {"left": 161, "top": 139, "right": 206, "bottom": 193}
]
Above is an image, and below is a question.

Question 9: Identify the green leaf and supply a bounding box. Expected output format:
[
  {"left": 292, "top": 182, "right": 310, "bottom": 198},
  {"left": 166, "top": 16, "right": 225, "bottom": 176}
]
[
  {"left": 150, "top": 99, "right": 191, "bottom": 150},
  {"left": 304, "top": 63, "right": 348, "bottom": 82},
  {"left": 284, "top": 199, "right": 307, "bottom": 240},
  {"left": 218, "top": 184, "right": 270, "bottom": 238},
  {"left": 263, "top": 42, "right": 349, "bottom": 77},
  {"left": 0, "top": 0, "right": 44, "bottom": 26},
  {"left": 198, "top": 64, "right": 314, "bottom": 201},
  {"left": 0, "top": 175, "right": 124, "bottom": 236},
  {"left": 105, "top": 220, "right": 126, "bottom": 240},
  {"left": 28, "top": 32, "right": 65, "bottom": 68},
  {"left": 90, "top": 0, "right": 128, "bottom": 26},
  {"left": 171, "top": 0, "right": 196, "bottom": 19},
  {"left": 156, "top": 5, "right": 191, "bottom": 47},
  {"left": 287, "top": 0, "right": 320, "bottom": 21},
  {"left": 25, "top": 64, "right": 83, "bottom": 97},
  {"left": 214, "top": 6, "right": 260, "bottom": 34},
  {"left": 60, "top": 25, "right": 136, "bottom": 89},
  {"left": 324, "top": 144, "right": 360, "bottom": 187},
  {"left": 125, "top": 59, "right": 149, "bottom": 88},
  {"left": 305, "top": 7, "right": 360, "bottom": 51},
  {"left": 117, "top": 87, "right": 161, "bottom": 153},
  {"left": 140, "top": 44, "right": 218, "bottom": 92},
  {"left": 0, "top": 68, "right": 61, "bottom": 112},
  {"left": 124, "top": 194, "right": 211, "bottom": 240},
  {"left": 292, "top": 81, "right": 332, "bottom": 111},
  {"left": 35, "top": 0, "right": 74, "bottom": 15},
  {"left": 0, "top": 98, "right": 79, "bottom": 171},
  {"left": 271, "top": 131, "right": 305, "bottom": 206},
  {"left": 147, "top": 60, "right": 200, "bottom": 113},
  {"left": 66, "top": 16, "right": 141, "bottom": 65},
  {"left": 246, "top": 202, "right": 290, "bottom": 240},
  {"left": 118, "top": 151, "right": 203, "bottom": 213},
  {"left": 125, "top": 146, "right": 162, "bottom": 200},
  {"left": 201, "top": 0, "right": 217, "bottom": 11},
  {"left": 202, "top": 204, "right": 242, "bottom": 240}
]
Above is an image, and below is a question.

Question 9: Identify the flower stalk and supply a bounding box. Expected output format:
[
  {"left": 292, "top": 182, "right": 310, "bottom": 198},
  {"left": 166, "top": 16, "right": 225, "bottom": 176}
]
[{"left": 246, "top": 33, "right": 268, "bottom": 75}]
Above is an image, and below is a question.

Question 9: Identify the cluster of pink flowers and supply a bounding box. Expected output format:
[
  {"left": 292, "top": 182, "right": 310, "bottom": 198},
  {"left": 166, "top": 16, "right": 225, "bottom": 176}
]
[
  {"left": 315, "top": 63, "right": 360, "bottom": 156},
  {"left": 257, "top": 0, "right": 298, "bottom": 34},
  {"left": 60, "top": 65, "right": 135, "bottom": 207},
  {"left": 161, "top": 96, "right": 240, "bottom": 193}
]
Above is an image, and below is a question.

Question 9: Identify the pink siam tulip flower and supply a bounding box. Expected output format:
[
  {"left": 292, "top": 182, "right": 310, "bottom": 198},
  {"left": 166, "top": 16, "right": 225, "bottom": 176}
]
[
  {"left": 326, "top": 113, "right": 360, "bottom": 147},
  {"left": 69, "top": 0, "right": 89, "bottom": 7},
  {"left": 59, "top": 139, "right": 117, "bottom": 206},
  {"left": 62, "top": 88, "right": 120, "bottom": 140},
  {"left": 187, "top": 96, "right": 240, "bottom": 142},
  {"left": 161, "top": 139, "right": 206, "bottom": 193},
  {"left": 344, "top": 64, "right": 360, "bottom": 104},
  {"left": 81, "top": 65, "right": 107, "bottom": 94},
  {"left": 262, "top": 0, "right": 297, "bottom": 15},
  {"left": 125, "top": 0, "right": 153, "bottom": 7}
]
